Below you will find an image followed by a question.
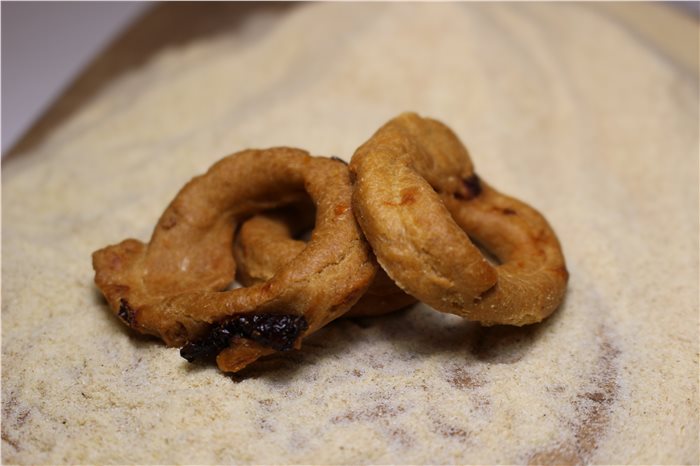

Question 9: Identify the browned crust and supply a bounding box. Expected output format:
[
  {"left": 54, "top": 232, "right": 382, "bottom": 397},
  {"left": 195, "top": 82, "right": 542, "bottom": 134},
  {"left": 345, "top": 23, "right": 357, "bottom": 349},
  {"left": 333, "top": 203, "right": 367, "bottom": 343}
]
[
  {"left": 233, "top": 207, "right": 417, "bottom": 318},
  {"left": 92, "top": 148, "right": 375, "bottom": 372},
  {"left": 349, "top": 113, "right": 568, "bottom": 325}
]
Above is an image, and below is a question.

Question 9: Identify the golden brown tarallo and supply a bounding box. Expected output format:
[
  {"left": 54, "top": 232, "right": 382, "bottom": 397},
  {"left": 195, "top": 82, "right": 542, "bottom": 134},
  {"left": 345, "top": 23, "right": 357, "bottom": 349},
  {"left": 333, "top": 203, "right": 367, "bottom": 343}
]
[
  {"left": 92, "top": 148, "right": 376, "bottom": 372},
  {"left": 234, "top": 205, "right": 417, "bottom": 318},
  {"left": 349, "top": 113, "right": 568, "bottom": 325}
]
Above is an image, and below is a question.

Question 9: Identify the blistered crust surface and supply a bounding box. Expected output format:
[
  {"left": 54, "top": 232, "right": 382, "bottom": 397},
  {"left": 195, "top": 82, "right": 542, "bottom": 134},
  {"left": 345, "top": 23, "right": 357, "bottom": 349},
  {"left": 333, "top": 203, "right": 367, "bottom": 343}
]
[{"left": 2, "top": 3, "right": 698, "bottom": 464}]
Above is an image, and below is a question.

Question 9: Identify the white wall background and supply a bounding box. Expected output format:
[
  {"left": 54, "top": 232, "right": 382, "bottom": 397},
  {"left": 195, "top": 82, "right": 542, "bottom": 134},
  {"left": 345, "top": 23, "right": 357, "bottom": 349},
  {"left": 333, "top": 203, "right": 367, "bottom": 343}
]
[{"left": 1, "top": 1, "right": 150, "bottom": 155}]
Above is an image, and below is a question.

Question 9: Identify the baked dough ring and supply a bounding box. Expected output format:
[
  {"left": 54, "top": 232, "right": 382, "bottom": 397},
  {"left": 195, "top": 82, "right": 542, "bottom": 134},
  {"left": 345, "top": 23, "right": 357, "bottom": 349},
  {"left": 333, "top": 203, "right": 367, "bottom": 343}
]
[
  {"left": 92, "top": 148, "right": 375, "bottom": 372},
  {"left": 349, "top": 113, "right": 568, "bottom": 325},
  {"left": 234, "top": 205, "right": 417, "bottom": 318}
]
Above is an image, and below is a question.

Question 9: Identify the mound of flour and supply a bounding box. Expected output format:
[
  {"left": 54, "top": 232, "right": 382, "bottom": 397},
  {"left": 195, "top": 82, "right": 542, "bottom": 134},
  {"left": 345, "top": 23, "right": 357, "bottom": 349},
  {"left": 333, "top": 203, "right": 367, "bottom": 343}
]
[{"left": 3, "top": 3, "right": 697, "bottom": 463}]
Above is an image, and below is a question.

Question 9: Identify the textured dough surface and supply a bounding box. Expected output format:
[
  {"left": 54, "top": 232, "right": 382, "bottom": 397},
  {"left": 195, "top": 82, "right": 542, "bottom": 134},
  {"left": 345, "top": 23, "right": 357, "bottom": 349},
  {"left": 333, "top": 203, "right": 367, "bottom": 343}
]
[
  {"left": 2, "top": 3, "right": 698, "bottom": 464},
  {"left": 233, "top": 207, "right": 416, "bottom": 318},
  {"left": 349, "top": 112, "right": 568, "bottom": 325}
]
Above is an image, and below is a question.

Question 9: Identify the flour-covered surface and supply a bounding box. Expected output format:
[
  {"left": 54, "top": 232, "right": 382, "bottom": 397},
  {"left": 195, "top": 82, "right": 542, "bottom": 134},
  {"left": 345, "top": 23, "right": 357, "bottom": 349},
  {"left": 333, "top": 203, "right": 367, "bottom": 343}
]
[{"left": 2, "top": 3, "right": 698, "bottom": 464}]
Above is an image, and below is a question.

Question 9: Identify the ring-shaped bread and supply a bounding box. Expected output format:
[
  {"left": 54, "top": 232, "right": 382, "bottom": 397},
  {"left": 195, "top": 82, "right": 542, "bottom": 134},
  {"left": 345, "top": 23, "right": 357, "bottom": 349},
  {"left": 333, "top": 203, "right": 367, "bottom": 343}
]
[
  {"left": 92, "top": 148, "right": 375, "bottom": 372},
  {"left": 234, "top": 205, "right": 417, "bottom": 318},
  {"left": 349, "top": 113, "right": 568, "bottom": 325}
]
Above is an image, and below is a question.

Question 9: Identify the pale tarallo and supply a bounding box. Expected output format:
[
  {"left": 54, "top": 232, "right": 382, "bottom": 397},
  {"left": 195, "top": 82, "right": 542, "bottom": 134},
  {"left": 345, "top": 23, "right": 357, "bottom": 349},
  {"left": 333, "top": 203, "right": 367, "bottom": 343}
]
[{"left": 2, "top": 3, "right": 697, "bottom": 464}]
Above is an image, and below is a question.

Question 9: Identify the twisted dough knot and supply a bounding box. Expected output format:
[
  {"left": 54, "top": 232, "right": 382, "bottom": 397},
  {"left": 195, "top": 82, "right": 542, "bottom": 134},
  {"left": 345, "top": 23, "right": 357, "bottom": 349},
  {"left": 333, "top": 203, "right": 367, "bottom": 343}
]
[
  {"left": 349, "top": 113, "right": 568, "bottom": 325},
  {"left": 93, "top": 148, "right": 376, "bottom": 373}
]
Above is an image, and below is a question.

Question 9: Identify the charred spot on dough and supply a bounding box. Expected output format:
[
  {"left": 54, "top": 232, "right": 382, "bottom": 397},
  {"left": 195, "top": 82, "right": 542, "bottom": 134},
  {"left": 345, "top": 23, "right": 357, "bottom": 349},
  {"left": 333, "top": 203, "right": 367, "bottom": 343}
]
[
  {"left": 502, "top": 208, "right": 517, "bottom": 215},
  {"left": 330, "top": 156, "right": 348, "bottom": 165},
  {"left": 180, "top": 313, "right": 308, "bottom": 362},
  {"left": 117, "top": 299, "right": 136, "bottom": 326},
  {"left": 464, "top": 174, "right": 482, "bottom": 196},
  {"left": 382, "top": 187, "right": 420, "bottom": 207},
  {"left": 161, "top": 215, "right": 178, "bottom": 230},
  {"left": 399, "top": 187, "right": 419, "bottom": 205},
  {"left": 334, "top": 203, "right": 349, "bottom": 216},
  {"left": 455, "top": 174, "right": 482, "bottom": 200},
  {"left": 108, "top": 284, "right": 130, "bottom": 296}
]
